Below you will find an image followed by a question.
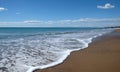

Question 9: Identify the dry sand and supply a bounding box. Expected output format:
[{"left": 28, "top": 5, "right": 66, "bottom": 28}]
[{"left": 35, "top": 29, "right": 120, "bottom": 72}]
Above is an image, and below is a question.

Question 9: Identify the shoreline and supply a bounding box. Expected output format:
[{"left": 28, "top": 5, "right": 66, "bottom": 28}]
[{"left": 34, "top": 29, "right": 120, "bottom": 72}]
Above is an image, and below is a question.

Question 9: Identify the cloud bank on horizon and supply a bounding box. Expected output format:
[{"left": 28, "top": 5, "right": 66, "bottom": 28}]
[{"left": 0, "top": 18, "right": 120, "bottom": 27}]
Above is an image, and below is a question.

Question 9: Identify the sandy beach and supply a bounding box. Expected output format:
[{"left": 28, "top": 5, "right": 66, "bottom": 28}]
[{"left": 35, "top": 29, "right": 120, "bottom": 72}]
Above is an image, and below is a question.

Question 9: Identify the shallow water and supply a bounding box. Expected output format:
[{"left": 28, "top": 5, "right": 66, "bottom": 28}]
[{"left": 0, "top": 27, "right": 113, "bottom": 72}]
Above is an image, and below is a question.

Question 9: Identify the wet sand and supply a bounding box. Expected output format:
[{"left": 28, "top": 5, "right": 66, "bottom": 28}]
[{"left": 35, "top": 29, "right": 120, "bottom": 72}]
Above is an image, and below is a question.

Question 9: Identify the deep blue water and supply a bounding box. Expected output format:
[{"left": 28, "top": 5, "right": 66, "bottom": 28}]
[
  {"left": 0, "top": 27, "right": 103, "bottom": 33},
  {"left": 0, "top": 27, "right": 103, "bottom": 39}
]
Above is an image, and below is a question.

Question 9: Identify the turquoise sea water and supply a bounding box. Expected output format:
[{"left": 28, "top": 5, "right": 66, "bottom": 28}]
[{"left": 0, "top": 27, "right": 113, "bottom": 72}]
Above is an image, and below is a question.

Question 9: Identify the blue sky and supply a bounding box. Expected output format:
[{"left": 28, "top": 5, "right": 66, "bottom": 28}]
[{"left": 0, "top": 0, "right": 120, "bottom": 27}]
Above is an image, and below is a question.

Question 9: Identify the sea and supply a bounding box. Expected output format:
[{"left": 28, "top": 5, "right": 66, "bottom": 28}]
[{"left": 0, "top": 27, "right": 113, "bottom": 72}]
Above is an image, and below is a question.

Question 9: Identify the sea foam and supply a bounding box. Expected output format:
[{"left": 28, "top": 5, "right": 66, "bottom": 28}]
[{"left": 0, "top": 28, "right": 113, "bottom": 72}]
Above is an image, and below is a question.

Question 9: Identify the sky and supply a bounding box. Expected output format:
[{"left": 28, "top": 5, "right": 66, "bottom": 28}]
[{"left": 0, "top": 0, "right": 120, "bottom": 27}]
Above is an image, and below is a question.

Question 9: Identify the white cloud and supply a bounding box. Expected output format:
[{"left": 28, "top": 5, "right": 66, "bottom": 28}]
[
  {"left": 78, "top": 18, "right": 120, "bottom": 22},
  {"left": 0, "top": 18, "right": 120, "bottom": 27},
  {"left": 24, "top": 20, "right": 55, "bottom": 24},
  {"left": 55, "top": 18, "right": 120, "bottom": 23},
  {"left": 97, "top": 3, "right": 115, "bottom": 9},
  {"left": 0, "top": 7, "right": 7, "bottom": 12},
  {"left": 24, "top": 20, "right": 42, "bottom": 23},
  {"left": 1, "top": 18, "right": 120, "bottom": 24}
]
